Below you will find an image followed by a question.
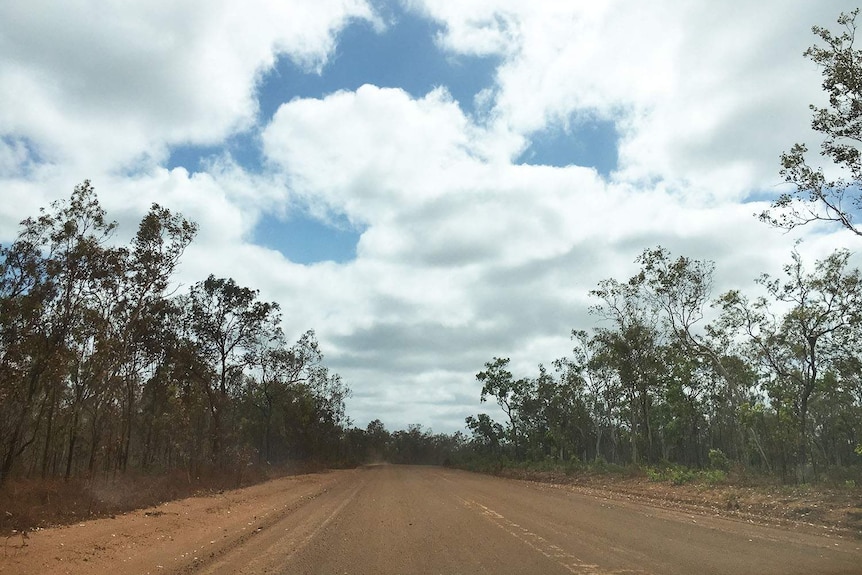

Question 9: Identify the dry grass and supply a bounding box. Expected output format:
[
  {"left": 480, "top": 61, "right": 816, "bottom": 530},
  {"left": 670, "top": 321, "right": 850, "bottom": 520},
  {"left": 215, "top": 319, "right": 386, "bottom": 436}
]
[
  {"left": 501, "top": 467, "right": 862, "bottom": 538},
  {"left": 0, "top": 461, "right": 326, "bottom": 535}
]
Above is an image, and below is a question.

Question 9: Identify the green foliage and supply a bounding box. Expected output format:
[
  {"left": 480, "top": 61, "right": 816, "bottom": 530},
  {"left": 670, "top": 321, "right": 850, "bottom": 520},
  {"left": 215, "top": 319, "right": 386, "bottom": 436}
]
[
  {"left": 670, "top": 468, "right": 697, "bottom": 485},
  {"left": 718, "top": 248, "right": 862, "bottom": 481},
  {"left": 645, "top": 467, "right": 664, "bottom": 482},
  {"left": 701, "top": 469, "right": 728, "bottom": 485},
  {"left": 761, "top": 9, "right": 862, "bottom": 236},
  {"left": 462, "top": 238, "right": 862, "bottom": 484},
  {"left": 10, "top": 171, "right": 862, "bottom": 488},
  {"left": 708, "top": 449, "right": 731, "bottom": 472}
]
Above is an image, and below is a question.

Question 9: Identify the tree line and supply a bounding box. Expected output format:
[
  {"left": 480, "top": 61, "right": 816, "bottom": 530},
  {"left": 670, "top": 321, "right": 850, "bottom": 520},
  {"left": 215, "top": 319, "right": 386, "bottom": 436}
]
[
  {"left": 346, "top": 250, "right": 862, "bottom": 484},
  {"left": 463, "top": 246, "right": 862, "bottom": 482},
  {"left": 0, "top": 182, "right": 350, "bottom": 484}
]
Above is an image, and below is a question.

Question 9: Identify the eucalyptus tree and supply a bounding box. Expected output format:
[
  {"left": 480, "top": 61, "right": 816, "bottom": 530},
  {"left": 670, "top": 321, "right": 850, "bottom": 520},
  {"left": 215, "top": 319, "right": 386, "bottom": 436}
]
[
  {"left": 654, "top": 342, "right": 717, "bottom": 467},
  {"left": 0, "top": 182, "right": 118, "bottom": 482},
  {"left": 476, "top": 357, "right": 530, "bottom": 459},
  {"left": 472, "top": 357, "right": 591, "bottom": 462},
  {"left": 761, "top": 9, "right": 862, "bottom": 236},
  {"left": 364, "top": 419, "right": 390, "bottom": 461},
  {"left": 635, "top": 247, "right": 714, "bottom": 352},
  {"left": 715, "top": 249, "right": 862, "bottom": 479},
  {"left": 182, "top": 275, "right": 281, "bottom": 464},
  {"left": 136, "top": 298, "right": 194, "bottom": 470},
  {"left": 243, "top": 332, "right": 293, "bottom": 462},
  {"left": 1, "top": 224, "right": 52, "bottom": 481},
  {"left": 0, "top": 182, "right": 199, "bottom": 480},
  {"left": 465, "top": 413, "right": 504, "bottom": 456},
  {"left": 532, "top": 362, "right": 591, "bottom": 461},
  {"left": 516, "top": 365, "right": 557, "bottom": 460},
  {"left": 590, "top": 276, "right": 665, "bottom": 464},
  {"left": 808, "top": 368, "right": 862, "bottom": 467},
  {"left": 283, "top": 331, "right": 351, "bottom": 460},
  {"left": 635, "top": 246, "right": 758, "bottom": 461},
  {"left": 563, "top": 330, "right": 623, "bottom": 463},
  {"left": 83, "top": 204, "right": 197, "bottom": 473}
]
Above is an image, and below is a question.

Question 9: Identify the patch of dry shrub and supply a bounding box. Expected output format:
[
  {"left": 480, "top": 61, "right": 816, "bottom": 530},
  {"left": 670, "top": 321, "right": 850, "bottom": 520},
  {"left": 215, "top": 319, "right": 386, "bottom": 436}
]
[{"left": 0, "top": 462, "right": 321, "bottom": 535}]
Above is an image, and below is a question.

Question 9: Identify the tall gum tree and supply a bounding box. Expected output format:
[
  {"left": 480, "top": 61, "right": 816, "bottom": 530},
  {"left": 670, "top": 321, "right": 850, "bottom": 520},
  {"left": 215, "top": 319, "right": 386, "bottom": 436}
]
[
  {"left": 636, "top": 247, "right": 753, "bottom": 461},
  {"left": 0, "top": 182, "right": 116, "bottom": 483},
  {"left": 715, "top": 249, "right": 862, "bottom": 481},
  {"left": 476, "top": 357, "right": 528, "bottom": 459},
  {"left": 761, "top": 9, "right": 862, "bottom": 236},
  {"left": 182, "top": 275, "right": 280, "bottom": 465},
  {"left": 560, "top": 330, "right": 623, "bottom": 464},
  {"left": 109, "top": 204, "right": 197, "bottom": 471},
  {"left": 590, "top": 277, "right": 663, "bottom": 464}
]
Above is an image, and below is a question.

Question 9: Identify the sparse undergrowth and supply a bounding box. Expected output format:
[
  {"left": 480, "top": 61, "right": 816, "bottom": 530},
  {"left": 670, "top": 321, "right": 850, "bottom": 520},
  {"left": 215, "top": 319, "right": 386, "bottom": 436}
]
[
  {"left": 4, "top": 460, "right": 861, "bottom": 540},
  {"left": 644, "top": 465, "right": 727, "bottom": 486},
  {"left": 0, "top": 461, "right": 330, "bottom": 535}
]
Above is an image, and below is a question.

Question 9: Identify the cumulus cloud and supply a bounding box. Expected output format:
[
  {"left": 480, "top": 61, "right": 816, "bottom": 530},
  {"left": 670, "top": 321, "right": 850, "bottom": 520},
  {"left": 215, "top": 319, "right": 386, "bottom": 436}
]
[
  {"left": 263, "top": 85, "right": 490, "bottom": 221},
  {"left": 0, "top": 0, "right": 376, "bottom": 171},
  {"left": 409, "top": 0, "right": 857, "bottom": 198}
]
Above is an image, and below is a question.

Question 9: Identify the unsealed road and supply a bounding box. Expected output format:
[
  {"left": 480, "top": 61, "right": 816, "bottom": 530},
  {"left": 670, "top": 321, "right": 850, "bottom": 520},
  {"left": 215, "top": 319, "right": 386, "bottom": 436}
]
[{"left": 3, "top": 465, "right": 860, "bottom": 575}]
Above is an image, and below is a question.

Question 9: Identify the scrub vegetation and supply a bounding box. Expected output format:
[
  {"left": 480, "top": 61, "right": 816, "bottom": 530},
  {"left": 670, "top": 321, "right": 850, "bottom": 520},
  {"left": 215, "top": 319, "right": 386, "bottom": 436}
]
[{"left": 0, "top": 183, "right": 350, "bottom": 481}]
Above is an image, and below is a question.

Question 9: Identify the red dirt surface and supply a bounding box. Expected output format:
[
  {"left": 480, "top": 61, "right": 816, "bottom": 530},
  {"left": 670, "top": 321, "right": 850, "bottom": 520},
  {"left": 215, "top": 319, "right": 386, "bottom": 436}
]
[{"left": 2, "top": 466, "right": 861, "bottom": 575}]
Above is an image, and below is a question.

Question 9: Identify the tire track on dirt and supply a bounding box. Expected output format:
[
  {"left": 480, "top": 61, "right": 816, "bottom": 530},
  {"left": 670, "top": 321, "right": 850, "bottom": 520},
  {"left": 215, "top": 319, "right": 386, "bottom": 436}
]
[
  {"left": 457, "top": 496, "right": 649, "bottom": 575},
  {"left": 184, "top": 471, "right": 368, "bottom": 575},
  {"left": 4, "top": 466, "right": 861, "bottom": 575}
]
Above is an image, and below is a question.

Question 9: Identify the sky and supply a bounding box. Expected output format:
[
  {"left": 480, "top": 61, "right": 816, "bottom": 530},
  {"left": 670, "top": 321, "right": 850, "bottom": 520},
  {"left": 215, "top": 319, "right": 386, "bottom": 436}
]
[{"left": 1, "top": 1, "right": 860, "bottom": 434}]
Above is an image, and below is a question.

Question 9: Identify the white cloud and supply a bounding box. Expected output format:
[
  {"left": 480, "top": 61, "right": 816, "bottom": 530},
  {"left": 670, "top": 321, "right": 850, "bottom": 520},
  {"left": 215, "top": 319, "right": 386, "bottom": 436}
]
[
  {"left": 263, "top": 85, "right": 490, "bottom": 222},
  {"left": 0, "top": 0, "right": 376, "bottom": 171},
  {"left": 409, "top": 1, "right": 857, "bottom": 199}
]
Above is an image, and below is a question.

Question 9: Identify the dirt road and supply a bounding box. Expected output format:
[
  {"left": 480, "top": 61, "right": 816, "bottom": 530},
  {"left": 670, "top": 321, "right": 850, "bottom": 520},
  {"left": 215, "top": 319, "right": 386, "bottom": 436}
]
[{"left": 2, "top": 465, "right": 860, "bottom": 575}]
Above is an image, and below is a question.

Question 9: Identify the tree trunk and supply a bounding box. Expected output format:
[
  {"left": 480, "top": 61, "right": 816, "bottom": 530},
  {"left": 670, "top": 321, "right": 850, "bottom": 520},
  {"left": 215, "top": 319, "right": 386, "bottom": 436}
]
[
  {"left": 64, "top": 409, "right": 79, "bottom": 480},
  {"left": 40, "top": 383, "right": 58, "bottom": 478},
  {"left": 88, "top": 411, "right": 101, "bottom": 474},
  {"left": 594, "top": 424, "right": 603, "bottom": 463},
  {"left": 630, "top": 394, "right": 639, "bottom": 465},
  {"left": 798, "top": 395, "right": 810, "bottom": 483}
]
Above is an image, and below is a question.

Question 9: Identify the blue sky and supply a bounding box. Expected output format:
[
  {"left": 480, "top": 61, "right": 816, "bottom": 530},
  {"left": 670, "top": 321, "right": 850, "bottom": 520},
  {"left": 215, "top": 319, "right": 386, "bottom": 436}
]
[
  {"left": 251, "top": 6, "right": 498, "bottom": 264},
  {"left": 167, "top": 4, "right": 617, "bottom": 265},
  {"left": 0, "top": 1, "right": 857, "bottom": 432},
  {"left": 258, "top": 8, "right": 498, "bottom": 119}
]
